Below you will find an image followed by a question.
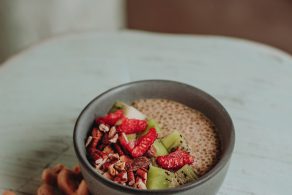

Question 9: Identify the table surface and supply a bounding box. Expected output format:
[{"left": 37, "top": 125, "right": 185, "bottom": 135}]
[{"left": 0, "top": 31, "right": 291, "bottom": 195}]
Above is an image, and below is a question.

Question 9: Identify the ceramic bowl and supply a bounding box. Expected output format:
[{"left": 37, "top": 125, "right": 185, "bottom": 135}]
[{"left": 73, "top": 80, "right": 235, "bottom": 195}]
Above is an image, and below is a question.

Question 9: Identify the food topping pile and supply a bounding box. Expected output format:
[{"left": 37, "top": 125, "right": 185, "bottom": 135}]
[{"left": 85, "top": 101, "right": 198, "bottom": 190}]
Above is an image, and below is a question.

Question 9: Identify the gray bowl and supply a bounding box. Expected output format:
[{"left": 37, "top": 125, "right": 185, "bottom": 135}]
[{"left": 73, "top": 80, "right": 235, "bottom": 195}]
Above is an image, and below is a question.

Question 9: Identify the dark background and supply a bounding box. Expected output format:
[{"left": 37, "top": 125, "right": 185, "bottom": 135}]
[{"left": 127, "top": 0, "right": 292, "bottom": 54}]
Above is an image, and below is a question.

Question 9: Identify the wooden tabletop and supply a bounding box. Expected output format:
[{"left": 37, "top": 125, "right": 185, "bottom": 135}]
[{"left": 0, "top": 31, "right": 291, "bottom": 195}]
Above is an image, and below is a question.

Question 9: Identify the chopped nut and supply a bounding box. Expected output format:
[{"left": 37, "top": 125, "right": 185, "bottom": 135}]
[
  {"left": 103, "top": 145, "right": 114, "bottom": 154},
  {"left": 120, "top": 155, "right": 133, "bottom": 164},
  {"left": 99, "top": 123, "right": 109, "bottom": 132},
  {"left": 114, "top": 171, "right": 128, "bottom": 184},
  {"left": 103, "top": 172, "right": 113, "bottom": 180},
  {"left": 136, "top": 168, "right": 147, "bottom": 181},
  {"left": 101, "top": 161, "right": 111, "bottom": 172},
  {"left": 127, "top": 170, "right": 135, "bottom": 186},
  {"left": 120, "top": 171, "right": 128, "bottom": 182},
  {"left": 95, "top": 150, "right": 108, "bottom": 160},
  {"left": 114, "top": 161, "right": 126, "bottom": 171},
  {"left": 95, "top": 158, "right": 107, "bottom": 170},
  {"left": 134, "top": 177, "right": 147, "bottom": 189},
  {"left": 100, "top": 133, "right": 110, "bottom": 147},
  {"left": 113, "top": 144, "right": 124, "bottom": 156},
  {"left": 109, "top": 134, "right": 118, "bottom": 143},
  {"left": 108, "top": 164, "right": 118, "bottom": 176},
  {"left": 108, "top": 153, "right": 119, "bottom": 161},
  {"left": 131, "top": 156, "right": 150, "bottom": 171},
  {"left": 108, "top": 126, "right": 117, "bottom": 138},
  {"left": 85, "top": 136, "right": 93, "bottom": 148},
  {"left": 95, "top": 158, "right": 103, "bottom": 165}
]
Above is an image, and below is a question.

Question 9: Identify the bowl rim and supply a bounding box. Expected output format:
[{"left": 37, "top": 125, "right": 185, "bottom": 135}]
[{"left": 73, "top": 79, "right": 235, "bottom": 194}]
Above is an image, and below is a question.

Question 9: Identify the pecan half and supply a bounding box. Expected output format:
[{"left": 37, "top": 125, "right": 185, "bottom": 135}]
[
  {"left": 130, "top": 156, "right": 150, "bottom": 171},
  {"left": 41, "top": 164, "right": 64, "bottom": 186},
  {"left": 57, "top": 168, "right": 81, "bottom": 195},
  {"left": 37, "top": 184, "right": 55, "bottom": 195}
]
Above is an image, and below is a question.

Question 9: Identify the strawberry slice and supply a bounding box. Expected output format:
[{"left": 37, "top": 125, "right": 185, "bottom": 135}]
[
  {"left": 96, "top": 110, "right": 124, "bottom": 126},
  {"left": 117, "top": 118, "right": 147, "bottom": 134},
  {"left": 156, "top": 149, "right": 194, "bottom": 170},
  {"left": 131, "top": 128, "right": 157, "bottom": 158}
]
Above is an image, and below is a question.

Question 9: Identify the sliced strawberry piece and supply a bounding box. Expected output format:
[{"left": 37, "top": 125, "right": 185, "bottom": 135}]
[
  {"left": 95, "top": 110, "right": 124, "bottom": 126},
  {"left": 156, "top": 149, "right": 194, "bottom": 170},
  {"left": 116, "top": 118, "right": 147, "bottom": 134},
  {"left": 131, "top": 128, "right": 157, "bottom": 158}
]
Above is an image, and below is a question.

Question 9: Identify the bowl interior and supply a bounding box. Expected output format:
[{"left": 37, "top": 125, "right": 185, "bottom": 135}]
[{"left": 74, "top": 80, "right": 234, "bottom": 192}]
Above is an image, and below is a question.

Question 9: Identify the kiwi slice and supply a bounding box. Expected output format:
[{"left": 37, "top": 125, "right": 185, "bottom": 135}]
[
  {"left": 126, "top": 133, "right": 136, "bottom": 141},
  {"left": 146, "top": 166, "right": 175, "bottom": 189},
  {"left": 161, "top": 130, "right": 191, "bottom": 152},
  {"left": 110, "top": 101, "right": 146, "bottom": 120},
  {"left": 138, "top": 118, "right": 161, "bottom": 138},
  {"left": 152, "top": 139, "right": 168, "bottom": 156},
  {"left": 174, "top": 165, "right": 198, "bottom": 185},
  {"left": 146, "top": 119, "right": 161, "bottom": 134},
  {"left": 147, "top": 165, "right": 198, "bottom": 189}
]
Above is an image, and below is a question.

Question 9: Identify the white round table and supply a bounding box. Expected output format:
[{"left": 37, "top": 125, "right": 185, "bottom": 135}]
[{"left": 0, "top": 31, "right": 291, "bottom": 195}]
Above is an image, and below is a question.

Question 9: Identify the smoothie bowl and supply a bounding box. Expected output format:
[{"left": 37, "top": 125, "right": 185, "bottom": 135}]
[{"left": 73, "top": 80, "right": 235, "bottom": 195}]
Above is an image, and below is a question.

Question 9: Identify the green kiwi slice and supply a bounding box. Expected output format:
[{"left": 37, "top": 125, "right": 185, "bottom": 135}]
[
  {"left": 152, "top": 139, "right": 168, "bottom": 156},
  {"left": 126, "top": 133, "right": 136, "bottom": 141},
  {"left": 146, "top": 166, "right": 175, "bottom": 189},
  {"left": 174, "top": 165, "right": 198, "bottom": 185},
  {"left": 161, "top": 130, "right": 191, "bottom": 152},
  {"left": 138, "top": 118, "right": 161, "bottom": 138}
]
